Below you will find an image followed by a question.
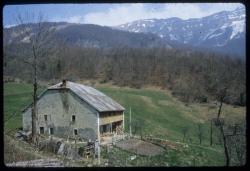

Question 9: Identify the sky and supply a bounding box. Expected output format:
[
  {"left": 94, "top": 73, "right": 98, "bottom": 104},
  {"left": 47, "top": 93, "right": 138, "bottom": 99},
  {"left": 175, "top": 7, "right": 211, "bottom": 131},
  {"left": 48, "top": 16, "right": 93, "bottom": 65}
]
[{"left": 3, "top": 3, "right": 244, "bottom": 27}]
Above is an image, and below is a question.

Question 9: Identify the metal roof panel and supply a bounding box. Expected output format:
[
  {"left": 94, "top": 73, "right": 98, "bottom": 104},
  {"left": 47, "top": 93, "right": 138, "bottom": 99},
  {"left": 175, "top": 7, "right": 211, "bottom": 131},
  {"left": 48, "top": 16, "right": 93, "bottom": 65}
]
[{"left": 48, "top": 81, "right": 125, "bottom": 112}]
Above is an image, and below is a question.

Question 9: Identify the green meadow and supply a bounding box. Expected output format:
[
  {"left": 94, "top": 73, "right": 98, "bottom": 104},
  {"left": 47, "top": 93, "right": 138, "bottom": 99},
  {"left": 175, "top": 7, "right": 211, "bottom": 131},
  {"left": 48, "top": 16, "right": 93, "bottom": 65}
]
[{"left": 3, "top": 82, "right": 245, "bottom": 166}]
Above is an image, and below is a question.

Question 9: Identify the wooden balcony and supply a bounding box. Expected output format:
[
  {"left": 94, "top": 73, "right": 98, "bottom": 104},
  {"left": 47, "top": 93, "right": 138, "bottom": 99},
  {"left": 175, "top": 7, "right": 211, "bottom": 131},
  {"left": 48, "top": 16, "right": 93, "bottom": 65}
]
[{"left": 99, "top": 114, "right": 123, "bottom": 125}]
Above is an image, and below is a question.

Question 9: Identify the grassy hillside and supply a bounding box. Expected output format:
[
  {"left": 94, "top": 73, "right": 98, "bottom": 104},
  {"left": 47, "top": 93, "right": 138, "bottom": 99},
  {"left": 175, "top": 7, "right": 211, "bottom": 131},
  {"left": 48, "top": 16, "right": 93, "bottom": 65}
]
[
  {"left": 4, "top": 82, "right": 245, "bottom": 141},
  {"left": 95, "top": 84, "right": 245, "bottom": 144},
  {"left": 3, "top": 82, "right": 245, "bottom": 166},
  {"left": 4, "top": 83, "right": 45, "bottom": 132}
]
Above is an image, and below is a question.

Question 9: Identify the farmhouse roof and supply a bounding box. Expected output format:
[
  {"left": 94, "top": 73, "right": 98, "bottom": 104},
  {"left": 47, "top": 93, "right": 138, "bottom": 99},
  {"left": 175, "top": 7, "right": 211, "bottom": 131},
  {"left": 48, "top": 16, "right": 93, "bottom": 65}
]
[
  {"left": 22, "top": 81, "right": 125, "bottom": 113},
  {"left": 49, "top": 81, "right": 125, "bottom": 112}
]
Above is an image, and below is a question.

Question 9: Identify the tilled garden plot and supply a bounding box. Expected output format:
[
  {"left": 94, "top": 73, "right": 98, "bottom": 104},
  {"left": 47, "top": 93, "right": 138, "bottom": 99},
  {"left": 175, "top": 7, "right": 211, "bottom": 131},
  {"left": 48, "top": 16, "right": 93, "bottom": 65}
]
[{"left": 115, "top": 138, "right": 165, "bottom": 156}]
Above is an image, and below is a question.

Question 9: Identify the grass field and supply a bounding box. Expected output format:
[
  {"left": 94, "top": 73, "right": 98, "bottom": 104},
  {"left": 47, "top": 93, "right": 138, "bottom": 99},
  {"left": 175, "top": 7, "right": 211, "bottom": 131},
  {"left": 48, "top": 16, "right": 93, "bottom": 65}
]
[
  {"left": 3, "top": 82, "right": 246, "bottom": 166},
  {"left": 4, "top": 83, "right": 45, "bottom": 132},
  {"left": 95, "top": 84, "right": 245, "bottom": 144}
]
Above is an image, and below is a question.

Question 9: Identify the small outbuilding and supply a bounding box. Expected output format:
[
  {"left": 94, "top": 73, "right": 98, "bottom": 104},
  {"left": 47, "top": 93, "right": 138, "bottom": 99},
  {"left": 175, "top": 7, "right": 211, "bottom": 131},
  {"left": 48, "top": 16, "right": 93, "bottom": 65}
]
[{"left": 22, "top": 80, "right": 125, "bottom": 142}]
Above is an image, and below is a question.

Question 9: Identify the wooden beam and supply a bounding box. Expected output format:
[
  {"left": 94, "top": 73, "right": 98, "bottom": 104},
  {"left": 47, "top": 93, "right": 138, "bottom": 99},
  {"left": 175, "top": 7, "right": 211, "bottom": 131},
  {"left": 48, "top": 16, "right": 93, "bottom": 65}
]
[
  {"left": 97, "top": 112, "right": 100, "bottom": 165},
  {"left": 110, "top": 123, "right": 112, "bottom": 133},
  {"left": 123, "top": 111, "right": 125, "bottom": 139},
  {"left": 130, "top": 107, "right": 132, "bottom": 137}
]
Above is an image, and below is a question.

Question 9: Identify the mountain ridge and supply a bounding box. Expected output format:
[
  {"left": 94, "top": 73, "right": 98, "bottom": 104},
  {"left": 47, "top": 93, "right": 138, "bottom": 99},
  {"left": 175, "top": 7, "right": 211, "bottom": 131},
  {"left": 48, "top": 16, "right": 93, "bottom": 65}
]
[
  {"left": 3, "top": 6, "right": 245, "bottom": 58},
  {"left": 3, "top": 22, "right": 171, "bottom": 49},
  {"left": 115, "top": 7, "right": 245, "bottom": 57}
]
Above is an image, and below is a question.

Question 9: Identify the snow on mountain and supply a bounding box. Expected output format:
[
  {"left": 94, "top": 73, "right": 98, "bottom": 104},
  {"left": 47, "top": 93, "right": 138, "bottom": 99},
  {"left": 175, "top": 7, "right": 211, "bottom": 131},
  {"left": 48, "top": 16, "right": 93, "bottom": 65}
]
[
  {"left": 230, "top": 20, "right": 245, "bottom": 39},
  {"left": 115, "top": 6, "right": 245, "bottom": 57}
]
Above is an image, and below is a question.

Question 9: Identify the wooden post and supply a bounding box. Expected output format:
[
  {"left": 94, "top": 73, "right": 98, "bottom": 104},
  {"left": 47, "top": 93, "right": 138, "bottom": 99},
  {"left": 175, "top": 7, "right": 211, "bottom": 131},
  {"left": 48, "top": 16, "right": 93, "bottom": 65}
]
[
  {"left": 97, "top": 112, "right": 101, "bottom": 165},
  {"left": 122, "top": 111, "right": 125, "bottom": 133},
  {"left": 129, "top": 107, "right": 132, "bottom": 137},
  {"left": 122, "top": 111, "right": 125, "bottom": 139},
  {"left": 210, "top": 119, "right": 213, "bottom": 146},
  {"left": 110, "top": 123, "right": 112, "bottom": 133}
]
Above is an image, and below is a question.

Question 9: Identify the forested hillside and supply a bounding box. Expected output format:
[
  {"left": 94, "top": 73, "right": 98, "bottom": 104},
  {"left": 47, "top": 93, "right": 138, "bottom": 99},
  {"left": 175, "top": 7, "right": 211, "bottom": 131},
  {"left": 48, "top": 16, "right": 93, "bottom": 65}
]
[{"left": 4, "top": 45, "right": 245, "bottom": 106}]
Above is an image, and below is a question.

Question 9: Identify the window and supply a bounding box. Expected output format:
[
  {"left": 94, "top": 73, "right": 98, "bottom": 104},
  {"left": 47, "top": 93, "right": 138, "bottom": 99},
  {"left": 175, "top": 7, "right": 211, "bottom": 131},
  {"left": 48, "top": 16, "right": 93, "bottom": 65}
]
[
  {"left": 74, "top": 129, "right": 78, "bottom": 135},
  {"left": 44, "top": 115, "right": 47, "bottom": 121},
  {"left": 72, "top": 115, "right": 76, "bottom": 122},
  {"left": 40, "top": 127, "right": 44, "bottom": 134},
  {"left": 49, "top": 128, "right": 54, "bottom": 135},
  {"left": 100, "top": 124, "right": 111, "bottom": 134}
]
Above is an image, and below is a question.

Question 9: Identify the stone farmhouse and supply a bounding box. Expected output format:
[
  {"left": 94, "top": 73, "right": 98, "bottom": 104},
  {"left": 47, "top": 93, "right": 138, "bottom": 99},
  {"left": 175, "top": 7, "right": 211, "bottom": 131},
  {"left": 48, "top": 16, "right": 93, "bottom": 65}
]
[{"left": 22, "top": 80, "right": 125, "bottom": 142}]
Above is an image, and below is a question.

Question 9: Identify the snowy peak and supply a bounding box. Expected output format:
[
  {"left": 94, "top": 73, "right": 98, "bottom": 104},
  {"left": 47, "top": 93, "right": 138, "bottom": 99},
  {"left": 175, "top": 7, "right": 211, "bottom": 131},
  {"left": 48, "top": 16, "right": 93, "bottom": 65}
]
[{"left": 115, "top": 7, "right": 245, "bottom": 57}]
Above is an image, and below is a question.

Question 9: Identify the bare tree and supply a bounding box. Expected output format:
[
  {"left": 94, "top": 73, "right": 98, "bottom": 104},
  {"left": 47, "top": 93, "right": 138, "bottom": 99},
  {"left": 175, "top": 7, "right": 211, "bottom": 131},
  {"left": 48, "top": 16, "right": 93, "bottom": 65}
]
[
  {"left": 215, "top": 88, "right": 230, "bottom": 166},
  {"left": 15, "top": 11, "right": 57, "bottom": 143}
]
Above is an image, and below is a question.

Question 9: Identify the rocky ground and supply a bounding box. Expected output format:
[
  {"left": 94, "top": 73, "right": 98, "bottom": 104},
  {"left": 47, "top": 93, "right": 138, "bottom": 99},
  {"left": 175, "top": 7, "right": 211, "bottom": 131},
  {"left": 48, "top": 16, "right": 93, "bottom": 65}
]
[{"left": 6, "top": 159, "right": 64, "bottom": 167}]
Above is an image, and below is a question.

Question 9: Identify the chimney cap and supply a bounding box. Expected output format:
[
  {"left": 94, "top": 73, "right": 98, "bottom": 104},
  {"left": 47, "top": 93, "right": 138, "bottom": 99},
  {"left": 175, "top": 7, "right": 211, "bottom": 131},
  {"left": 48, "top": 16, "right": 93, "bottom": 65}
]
[{"left": 60, "top": 79, "right": 67, "bottom": 87}]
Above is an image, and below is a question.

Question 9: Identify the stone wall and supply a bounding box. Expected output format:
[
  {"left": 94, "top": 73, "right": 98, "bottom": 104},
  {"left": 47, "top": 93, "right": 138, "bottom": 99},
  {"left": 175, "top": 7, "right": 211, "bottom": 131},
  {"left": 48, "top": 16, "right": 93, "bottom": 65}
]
[{"left": 22, "top": 89, "right": 98, "bottom": 141}]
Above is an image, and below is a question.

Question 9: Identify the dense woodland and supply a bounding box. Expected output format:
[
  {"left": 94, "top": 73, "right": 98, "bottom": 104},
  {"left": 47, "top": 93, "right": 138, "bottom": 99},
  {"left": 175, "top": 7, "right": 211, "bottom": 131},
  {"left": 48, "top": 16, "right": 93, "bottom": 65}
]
[{"left": 4, "top": 44, "right": 246, "bottom": 106}]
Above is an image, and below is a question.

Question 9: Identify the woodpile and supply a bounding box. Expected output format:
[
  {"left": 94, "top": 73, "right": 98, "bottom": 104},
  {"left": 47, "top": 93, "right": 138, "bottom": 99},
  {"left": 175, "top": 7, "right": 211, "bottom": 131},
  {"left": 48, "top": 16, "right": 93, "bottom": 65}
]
[{"left": 15, "top": 131, "right": 32, "bottom": 141}]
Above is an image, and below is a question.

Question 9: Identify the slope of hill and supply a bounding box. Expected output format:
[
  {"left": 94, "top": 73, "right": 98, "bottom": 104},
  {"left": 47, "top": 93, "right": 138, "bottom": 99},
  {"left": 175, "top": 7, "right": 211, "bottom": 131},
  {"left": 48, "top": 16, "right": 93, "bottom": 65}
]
[
  {"left": 95, "top": 83, "right": 245, "bottom": 140},
  {"left": 4, "top": 82, "right": 245, "bottom": 142},
  {"left": 4, "top": 82, "right": 246, "bottom": 166},
  {"left": 3, "top": 22, "right": 170, "bottom": 49},
  {"left": 115, "top": 6, "right": 245, "bottom": 57}
]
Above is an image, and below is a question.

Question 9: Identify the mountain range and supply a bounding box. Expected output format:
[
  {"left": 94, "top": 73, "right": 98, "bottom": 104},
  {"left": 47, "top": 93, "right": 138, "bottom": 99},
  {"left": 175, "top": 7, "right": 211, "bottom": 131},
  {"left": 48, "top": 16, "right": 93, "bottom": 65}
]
[
  {"left": 115, "top": 6, "right": 245, "bottom": 57},
  {"left": 3, "top": 22, "right": 169, "bottom": 49},
  {"left": 4, "top": 6, "right": 245, "bottom": 58}
]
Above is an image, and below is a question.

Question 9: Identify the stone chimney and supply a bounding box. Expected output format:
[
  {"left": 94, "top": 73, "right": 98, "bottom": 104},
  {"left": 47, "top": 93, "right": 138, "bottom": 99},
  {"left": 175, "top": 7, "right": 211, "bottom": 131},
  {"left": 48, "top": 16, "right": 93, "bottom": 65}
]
[{"left": 60, "top": 79, "right": 67, "bottom": 88}]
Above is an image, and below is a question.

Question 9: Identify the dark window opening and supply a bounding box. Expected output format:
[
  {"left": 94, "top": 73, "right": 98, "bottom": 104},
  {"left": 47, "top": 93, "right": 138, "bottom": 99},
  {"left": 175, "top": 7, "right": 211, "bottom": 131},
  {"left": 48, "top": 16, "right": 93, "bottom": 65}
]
[
  {"left": 50, "top": 128, "right": 54, "bottom": 135},
  {"left": 72, "top": 115, "right": 76, "bottom": 122},
  {"left": 74, "top": 129, "right": 78, "bottom": 135},
  {"left": 100, "top": 124, "right": 111, "bottom": 134},
  {"left": 40, "top": 127, "right": 44, "bottom": 134},
  {"left": 44, "top": 115, "right": 47, "bottom": 121}
]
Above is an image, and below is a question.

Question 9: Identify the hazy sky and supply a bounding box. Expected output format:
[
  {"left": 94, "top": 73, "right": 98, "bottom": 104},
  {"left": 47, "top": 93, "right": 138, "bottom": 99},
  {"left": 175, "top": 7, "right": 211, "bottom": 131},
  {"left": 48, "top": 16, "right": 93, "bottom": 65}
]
[{"left": 3, "top": 3, "right": 244, "bottom": 27}]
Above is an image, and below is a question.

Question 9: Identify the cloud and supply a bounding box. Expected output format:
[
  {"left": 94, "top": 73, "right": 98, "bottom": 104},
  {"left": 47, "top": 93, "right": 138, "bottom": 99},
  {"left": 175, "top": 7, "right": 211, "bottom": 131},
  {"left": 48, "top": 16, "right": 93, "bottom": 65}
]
[
  {"left": 58, "top": 3, "right": 244, "bottom": 26},
  {"left": 4, "top": 24, "right": 17, "bottom": 28},
  {"left": 83, "top": 4, "right": 146, "bottom": 26},
  {"left": 67, "top": 15, "right": 83, "bottom": 23}
]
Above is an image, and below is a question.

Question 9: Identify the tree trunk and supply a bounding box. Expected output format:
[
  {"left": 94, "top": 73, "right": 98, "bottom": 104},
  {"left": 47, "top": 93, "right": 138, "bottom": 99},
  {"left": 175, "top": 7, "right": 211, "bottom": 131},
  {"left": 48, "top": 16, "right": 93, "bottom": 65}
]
[
  {"left": 217, "top": 97, "right": 223, "bottom": 119},
  {"left": 217, "top": 96, "right": 230, "bottom": 166},
  {"left": 219, "top": 124, "right": 230, "bottom": 166},
  {"left": 32, "top": 45, "right": 38, "bottom": 142}
]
